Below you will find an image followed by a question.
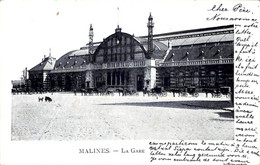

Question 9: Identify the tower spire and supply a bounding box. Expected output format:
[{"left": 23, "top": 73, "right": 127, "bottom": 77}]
[
  {"left": 147, "top": 12, "right": 154, "bottom": 59},
  {"left": 89, "top": 24, "right": 94, "bottom": 54}
]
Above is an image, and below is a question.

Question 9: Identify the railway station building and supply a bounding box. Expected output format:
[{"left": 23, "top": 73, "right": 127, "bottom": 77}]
[{"left": 28, "top": 13, "right": 234, "bottom": 94}]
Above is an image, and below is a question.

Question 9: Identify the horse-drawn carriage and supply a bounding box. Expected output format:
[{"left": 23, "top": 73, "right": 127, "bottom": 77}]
[
  {"left": 202, "top": 86, "right": 231, "bottom": 98},
  {"left": 123, "top": 88, "right": 139, "bottom": 96},
  {"left": 147, "top": 86, "right": 167, "bottom": 97},
  {"left": 170, "top": 87, "right": 198, "bottom": 97},
  {"left": 220, "top": 86, "right": 231, "bottom": 97},
  {"left": 187, "top": 86, "right": 199, "bottom": 97}
]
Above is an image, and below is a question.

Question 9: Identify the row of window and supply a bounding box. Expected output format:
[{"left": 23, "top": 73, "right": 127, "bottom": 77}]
[
  {"left": 164, "top": 77, "right": 219, "bottom": 87},
  {"left": 107, "top": 36, "right": 132, "bottom": 47},
  {"left": 94, "top": 71, "right": 130, "bottom": 86},
  {"left": 96, "top": 52, "right": 145, "bottom": 63},
  {"left": 162, "top": 71, "right": 220, "bottom": 77},
  {"left": 106, "top": 71, "right": 129, "bottom": 86},
  {"left": 98, "top": 46, "right": 143, "bottom": 55}
]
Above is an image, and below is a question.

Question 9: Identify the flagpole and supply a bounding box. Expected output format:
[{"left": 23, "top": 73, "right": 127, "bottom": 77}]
[{"left": 117, "top": 7, "right": 119, "bottom": 27}]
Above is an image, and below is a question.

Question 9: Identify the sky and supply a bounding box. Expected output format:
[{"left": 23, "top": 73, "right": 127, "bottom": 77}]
[{"left": 0, "top": 0, "right": 228, "bottom": 80}]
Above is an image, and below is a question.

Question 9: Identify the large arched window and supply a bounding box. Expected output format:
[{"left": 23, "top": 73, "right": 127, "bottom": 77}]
[{"left": 94, "top": 32, "right": 147, "bottom": 63}]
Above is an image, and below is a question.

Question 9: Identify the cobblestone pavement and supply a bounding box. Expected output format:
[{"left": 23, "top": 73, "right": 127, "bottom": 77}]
[{"left": 11, "top": 93, "right": 234, "bottom": 140}]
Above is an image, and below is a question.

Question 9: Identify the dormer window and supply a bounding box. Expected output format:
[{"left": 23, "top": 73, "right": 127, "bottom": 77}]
[
  {"left": 182, "top": 52, "right": 189, "bottom": 60},
  {"left": 214, "top": 49, "right": 220, "bottom": 56}
]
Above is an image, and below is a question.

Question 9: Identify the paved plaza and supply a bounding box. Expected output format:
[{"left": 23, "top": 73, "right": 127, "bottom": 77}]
[{"left": 11, "top": 93, "right": 234, "bottom": 140}]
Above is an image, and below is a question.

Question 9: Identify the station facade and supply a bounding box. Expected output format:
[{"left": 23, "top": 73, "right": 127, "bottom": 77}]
[{"left": 28, "top": 13, "right": 234, "bottom": 93}]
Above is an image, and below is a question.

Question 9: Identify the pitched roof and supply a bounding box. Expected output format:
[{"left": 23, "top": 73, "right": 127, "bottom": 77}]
[
  {"left": 170, "top": 33, "right": 233, "bottom": 46},
  {"left": 134, "top": 37, "right": 168, "bottom": 51},
  {"left": 51, "top": 50, "right": 92, "bottom": 73},
  {"left": 69, "top": 45, "right": 99, "bottom": 56},
  {"left": 139, "top": 25, "right": 234, "bottom": 41},
  {"left": 29, "top": 56, "right": 56, "bottom": 71},
  {"left": 164, "top": 42, "right": 233, "bottom": 62},
  {"left": 134, "top": 37, "right": 168, "bottom": 59}
]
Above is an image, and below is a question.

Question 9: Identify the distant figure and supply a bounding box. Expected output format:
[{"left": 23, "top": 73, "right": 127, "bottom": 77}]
[
  {"left": 172, "top": 90, "right": 175, "bottom": 97},
  {"left": 74, "top": 89, "right": 77, "bottom": 96},
  {"left": 45, "top": 96, "right": 52, "bottom": 102},
  {"left": 143, "top": 87, "right": 147, "bottom": 96},
  {"left": 38, "top": 97, "right": 44, "bottom": 102}
]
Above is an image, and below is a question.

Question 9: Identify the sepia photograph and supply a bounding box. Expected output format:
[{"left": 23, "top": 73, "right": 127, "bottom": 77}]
[
  {"left": 3, "top": 0, "right": 260, "bottom": 165},
  {"left": 10, "top": 1, "right": 234, "bottom": 141}
]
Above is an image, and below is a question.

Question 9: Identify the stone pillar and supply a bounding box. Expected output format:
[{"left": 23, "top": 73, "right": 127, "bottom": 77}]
[
  {"left": 103, "top": 72, "right": 107, "bottom": 87},
  {"left": 43, "top": 71, "right": 49, "bottom": 91},
  {"left": 110, "top": 72, "right": 113, "bottom": 85},
  {"left": 119, "top": 71, "right": 121, "bottom": 86},
  {"left": 115, "top": 71, "right": 117, "bottom": 86},
  {"left": 85, "top": 71, "right": 93, "bottom": 88},
  {"left": 62, "top": 73, "right": 66, "bottom": 91},
  {"left": 144, "top": 59, "right": 156, "bottom": 91}
]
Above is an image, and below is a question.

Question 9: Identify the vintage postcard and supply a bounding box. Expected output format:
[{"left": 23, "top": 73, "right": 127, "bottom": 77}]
[{"left": 0, "top": 0, "right": 259, "bottom": 164}]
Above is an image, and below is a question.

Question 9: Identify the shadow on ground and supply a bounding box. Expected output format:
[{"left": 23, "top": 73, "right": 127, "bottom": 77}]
[
  {"left": 100, "top": 100, "right": 234, "bottom": 119},
  {"left": 214, "top": 111, "right": 234, "bottom": 119},
  {"left": 100, "top": 100, "right": 233, "bottom": 110}
]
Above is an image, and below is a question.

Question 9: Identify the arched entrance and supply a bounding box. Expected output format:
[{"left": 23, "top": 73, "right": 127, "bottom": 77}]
[
  {"left": 50, "top": 79, "right": 55, "bottom": 91},
  {"left": 136, "top": 75, "right": 144, "bottom": 91},
  {"left": 65, "top": 75, "right": 72, "bottom": 91},
  {"left": 57, "top": 76, "right": 63, "bottom": 91}
]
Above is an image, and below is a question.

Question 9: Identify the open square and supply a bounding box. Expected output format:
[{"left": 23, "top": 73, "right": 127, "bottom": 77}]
[{"left": 12, "top": 93, "right": 234, "bottom": 140}]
